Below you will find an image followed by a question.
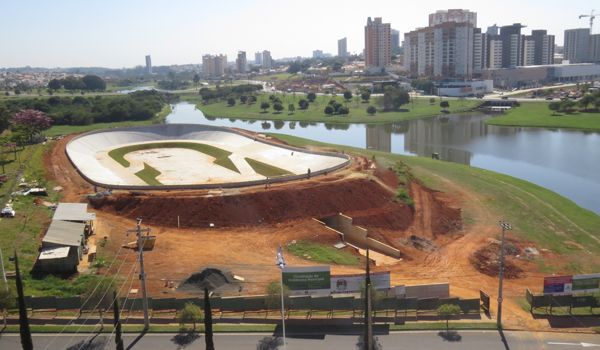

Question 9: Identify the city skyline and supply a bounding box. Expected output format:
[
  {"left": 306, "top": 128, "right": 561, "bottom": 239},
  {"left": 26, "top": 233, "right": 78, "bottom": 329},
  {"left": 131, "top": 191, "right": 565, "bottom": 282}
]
[{"left": 1, "top": 0, "right": 597, "bottom": 68}]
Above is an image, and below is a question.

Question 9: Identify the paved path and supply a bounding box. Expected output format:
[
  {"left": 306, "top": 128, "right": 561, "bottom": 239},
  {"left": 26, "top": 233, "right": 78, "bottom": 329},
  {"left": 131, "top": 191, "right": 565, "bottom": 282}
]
[{"left": 1, "top": 330, "right": 599, "bottom": 349}]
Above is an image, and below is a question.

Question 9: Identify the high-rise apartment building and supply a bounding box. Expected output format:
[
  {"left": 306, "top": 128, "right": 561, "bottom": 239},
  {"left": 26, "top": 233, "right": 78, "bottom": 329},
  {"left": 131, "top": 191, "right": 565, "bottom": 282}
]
[
  {"left": 404, "top": 10, "right": 475, "bottom": 78},
  {"left": 145, "top": 55, "right": 152, "bottom": 74},
  {"left": 529, "top": 30, "right": 555, "bottom": 65},
  {"left": 499, "top": 23, "right": 524, "bottom": 68},
  {"left": 391, "top": 30, "right": 401, "bottom": 55},
  {"left": 254, "top": 51, "right": 263, "bottom": 65},
  {"left": 364, "top": 17, "right": 391, "bottom": 71},
  {"left": 338, "top": 37, "right": 348, "bottom": 57},
  {"left": 262, "top": 50, "right": 272, "bottom": 69},
  {"left": 564, "top": 28, "right": 591, "bottom": 63},
  {"left": 236, "top": 51, "right": 247, "bottom": 73},
  {"left": 488, "top": 39, "right": 503, "bottom": 69},
  {"left": 472, "top": 28, "right": 487, "bottom": 74},
  {"left": 429, "top": 9, "right": 477, "bottom": 27},
  {"left": 202, "top": 54, "right": 227, "bottom": 78},
  {"left": 313, "top": 50, "right": 324, "bottom": 59},
  {"left": 590, "top": 34, "right": 600, "bottom": 63}
]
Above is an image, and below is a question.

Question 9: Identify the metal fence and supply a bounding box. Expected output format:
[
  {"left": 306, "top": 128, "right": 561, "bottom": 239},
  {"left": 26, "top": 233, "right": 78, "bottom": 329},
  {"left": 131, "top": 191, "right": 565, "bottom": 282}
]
[{"left": 525, "top": 289, "right": 600, "bottom": 314}]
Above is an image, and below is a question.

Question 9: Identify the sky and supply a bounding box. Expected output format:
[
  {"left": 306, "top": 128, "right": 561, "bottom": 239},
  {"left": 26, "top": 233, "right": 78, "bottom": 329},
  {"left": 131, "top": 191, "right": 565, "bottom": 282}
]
[{"left": 1, "top": 0, "right": 597, "bottom": 68}]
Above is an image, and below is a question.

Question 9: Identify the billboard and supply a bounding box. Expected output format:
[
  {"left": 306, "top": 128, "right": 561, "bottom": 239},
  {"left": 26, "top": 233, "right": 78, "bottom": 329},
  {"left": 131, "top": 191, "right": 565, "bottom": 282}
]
[
  {"left": 543, "top": 275, "right": 573, "bottom": 295},
  {"left": 572, "top": 273, "right": 600, "bottom": 294},
  {"left": 282, "top": 266, "right": 330, "bottom": 295},
  {"left": 330, "top": 271, "right": 391, "bottom": 294}
]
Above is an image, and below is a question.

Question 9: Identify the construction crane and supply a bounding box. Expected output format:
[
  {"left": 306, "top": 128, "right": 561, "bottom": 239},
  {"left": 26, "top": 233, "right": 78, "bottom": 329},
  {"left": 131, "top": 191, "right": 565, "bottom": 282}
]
[{"left": 579, "top": 10, "right": 597, "bottom": 32}]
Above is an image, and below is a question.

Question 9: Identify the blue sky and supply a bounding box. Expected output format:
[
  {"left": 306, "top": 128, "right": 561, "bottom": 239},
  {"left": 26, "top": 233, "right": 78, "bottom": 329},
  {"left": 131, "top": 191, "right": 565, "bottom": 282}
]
[{"left": 1, "top": 0, "right": 596, "bottom": 68}]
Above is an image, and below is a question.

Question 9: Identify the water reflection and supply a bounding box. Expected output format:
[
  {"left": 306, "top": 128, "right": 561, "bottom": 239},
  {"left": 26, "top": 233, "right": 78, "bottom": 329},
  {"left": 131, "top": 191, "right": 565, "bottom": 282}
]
[{"left": 165, "top": 102, "right": 600, "bottom": 213}]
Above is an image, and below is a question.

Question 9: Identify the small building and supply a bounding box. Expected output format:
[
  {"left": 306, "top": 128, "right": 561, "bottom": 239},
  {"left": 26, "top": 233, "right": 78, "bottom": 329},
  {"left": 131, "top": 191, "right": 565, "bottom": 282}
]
[
  {"left": 435, "top": 80, "right": 493, "bottom": 97},
  {"left": 53, "top": 203, "right": 95, "bottom": 236},
  {"left": 38, "top": 220, "right": 86, "bottom": 273}
]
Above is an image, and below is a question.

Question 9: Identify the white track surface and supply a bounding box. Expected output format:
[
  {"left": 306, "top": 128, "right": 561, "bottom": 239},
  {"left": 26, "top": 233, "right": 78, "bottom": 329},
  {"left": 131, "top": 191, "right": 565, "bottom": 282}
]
[{"left": 67, "top": 124, "right": 346, "bottom": 186}]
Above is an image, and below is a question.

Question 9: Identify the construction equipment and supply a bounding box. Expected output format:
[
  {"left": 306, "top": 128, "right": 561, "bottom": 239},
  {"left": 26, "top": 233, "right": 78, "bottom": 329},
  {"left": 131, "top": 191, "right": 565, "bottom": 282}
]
[{"left": 579, "top": 10, "right": 597, "bottom": 32}]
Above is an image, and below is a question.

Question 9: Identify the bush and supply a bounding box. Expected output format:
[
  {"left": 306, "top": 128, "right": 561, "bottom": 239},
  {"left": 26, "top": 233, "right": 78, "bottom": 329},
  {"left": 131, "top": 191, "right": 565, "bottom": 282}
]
[
  {"left": 307, "top": 92, "right": 316, "bottom": 102},
  {"left": 324, "top": 105, "right": 334, "bottom": 115},
  {"left": 179, "top": 302, "right": 203, "bottom": 330},
  {"left": 338, "top": 106, "right": 349, "bottom": 115},
  {"left": 273, "top": 102, "right": 284, "bottom": 113},
  {"left": 298, "top": 99, "right": 309, "bottom": 110},
  {"left": 265, "top": 280, "right": 290, "bottom": 310},
  {"left": 227, "top": 97, "right": 236, "bottom": 106},
  {"left": 367, "top": 106, "right": 377, "bottom": 115}
]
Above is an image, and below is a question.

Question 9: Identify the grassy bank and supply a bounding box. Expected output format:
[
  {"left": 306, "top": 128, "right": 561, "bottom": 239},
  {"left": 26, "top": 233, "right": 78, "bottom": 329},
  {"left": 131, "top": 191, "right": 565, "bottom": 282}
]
[
  {"left": 486, "top": 101, "right": 600, "bottom": 131},
  {"left": 46, "top": 103, "right": 172, "bottom": 137},
  {"left": 271, "top": 133, "right": 600, "bottom": 274},
  {"left": 193, "top": 94, "right": 480, "bottom": 124},
  {"left": 287, "top": 240, "right": 360, "bottom": 265}
]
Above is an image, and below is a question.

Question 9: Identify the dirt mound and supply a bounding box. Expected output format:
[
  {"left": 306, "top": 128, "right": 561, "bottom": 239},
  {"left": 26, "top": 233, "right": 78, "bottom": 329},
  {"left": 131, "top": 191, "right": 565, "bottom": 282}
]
[
  {"left": 374, "top": 166, "right": 399, "bottom": 188},
  {"left": 410, "top": 182, "right": 462, "bottom": 236},
  {"left": 470, "top": 240, "right": 524, "bottom": 279},
  {"left": 178, "top": 267, "right": 238, "bottom": 293},
  {"left": 90, "top": 178, "right": 414, "bottom": 229}
]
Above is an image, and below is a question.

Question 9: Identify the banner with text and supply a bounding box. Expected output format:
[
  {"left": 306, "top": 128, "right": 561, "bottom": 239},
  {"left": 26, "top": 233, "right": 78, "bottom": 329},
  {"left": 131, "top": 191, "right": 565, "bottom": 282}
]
[
  {"left": 282, "top": 266, "right": 331, "bottom": 295},
  {"left": 330, "top": 271, "right": 391, "bottom": 294}
]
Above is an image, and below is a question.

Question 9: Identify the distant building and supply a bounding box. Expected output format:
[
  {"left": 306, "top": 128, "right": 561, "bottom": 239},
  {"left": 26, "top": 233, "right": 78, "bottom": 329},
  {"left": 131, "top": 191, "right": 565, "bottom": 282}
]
[
  {"left": 313, "top": 50, "right": 325, "bottom": 59},
  {"left": 527, "top": 30, "right": 555, "bottom": 65},
  {"left": 145, "top": 55, "right": 152, "bottom": 74},
  {"left": 591, "top": 34, "right": 600, "bottom": 63},
  {"left": 202, "top": 54, "right": 227, "bottom": 78},
  {"left": 236, "top": 51, "right": 247, "bottom": 73},
  {"left": 564, "top": 28, "right": 591, "bottom": 63},
  {"left": 337, "top": 37, "right": 348, "bottom": 57},
  {"left": 391, "top": 29, "right": 401, "bottom": 55},
  {"left": 254, "top": 51, "right": 263, "bottom": 65},
  {"left": 364, "top": 17, "right": 391, "bottom": 72},
  {"left": 499, "top": 23, "right": 524, "bottom": 68},
  {"left": 429, "top": 9, "right": 477, "bottom": 27},
  {"left": 483, "top": 63, "right": 600, "bottom": 89},
  {"left": 262, "top": 50, "right": 272, "bottom": 69}
]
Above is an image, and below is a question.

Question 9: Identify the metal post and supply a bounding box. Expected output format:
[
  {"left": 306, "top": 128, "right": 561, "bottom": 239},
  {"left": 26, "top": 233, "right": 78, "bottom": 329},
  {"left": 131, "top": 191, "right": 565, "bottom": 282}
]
[
  {"left": 0, "top": 248, "right": 8, "bottom": 292},
  {"left": 136, "top": 218, "right": 150, "bottom": 330},
  {"left": 364, "top": 237, "right": 373, "bottom": 350},
  {"left": 276, "top": 246, "right": 287, "bottom": 350},
  {"left": 497, "top": 220, "right": 511, "bottom": 329}
]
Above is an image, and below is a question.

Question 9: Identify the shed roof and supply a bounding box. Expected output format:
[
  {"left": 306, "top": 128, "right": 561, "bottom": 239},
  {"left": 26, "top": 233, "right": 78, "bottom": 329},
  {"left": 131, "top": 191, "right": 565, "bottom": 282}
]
[
  {"left": 39, "top": 246, "right": 71, "bottom": 260},
  {"left": 53, "top": 203, "right": 95, "bottom": 222},
  {"left": 42, "top": 220, "right": 85, "bottom": 247}
]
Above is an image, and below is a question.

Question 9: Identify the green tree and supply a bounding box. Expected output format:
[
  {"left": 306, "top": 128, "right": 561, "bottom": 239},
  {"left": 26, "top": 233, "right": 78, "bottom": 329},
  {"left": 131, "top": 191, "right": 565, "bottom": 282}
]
[
  {"left": 440, "top": 100, "right": 450, "bottom": 110},
  {"left": 361, "top": 91, "right": 371, "bottom": 103},
  {"left": 298, "top": 99, "right": 309, "bottom": 110},
  {"left": 11, "top": 109, "right": 53, "bottom": 144},
  {"left": 579, "top": 94, "right": 595, "bottom": 111},
  {"left": 260, "top": 101, "right": 270, "bottom": 112},
  {"left": 367, "top": 106, "right": 377, "bottom": 116},
  {"left": 204, "top": 287, "right": 214, "bottom": 350},
  {"left": 82, "top": 75, "right": 106, "bottom": 91},
  {"left": 179, "top": 302, "right": 203, "bottom": 330},
  {"left": 240, "top": 95, "right": 248, "bottom": 104},
  {"left": 227, "top": 97, "right": 236, "bottom": 106},
  {"left": 265, "top": 280, "right": 290, "bottom": 310},
  {"left": 338, "top": 106, "right": 349, "bottom": 115},
  {"left": 324, "top": 105, "right": 334, "bottom": 115},
  {"left": 273, "top": 102, "right": 284, "bottom": 113},
  {"left": 0, "top": 288, "right": 15, "bottom": 329},
  {"left": 249, "top": 95, "right": 258, "bottom": 104},
  {"left": 429, "top": 97, "right": 436, "bottom": 105},
  {"left": 382, "top": 86, "right": 410, "bottom": 111},
  {"left": 560, "top": 100, "right": 576, "bottom": 113},
  {"left": 288, "top": 103, "right": 295, "bottom": 114},
  {"left": 437, "top": 304, "right": 461, "bottom": 333},
  {"left": 343, "top": 90, "right": 353, "bottom": 102},
  {"left": 307, "top": 92, "right": 317, "bottom": 102},
  {"left": 548, "top": 101, "right": 562, "bottom": 115},
  {"left": 193, "top": 73, "right": 200, "bottom": 85},
  {"left": 47, "top": 79, "right": 62, "bottom": 90}
]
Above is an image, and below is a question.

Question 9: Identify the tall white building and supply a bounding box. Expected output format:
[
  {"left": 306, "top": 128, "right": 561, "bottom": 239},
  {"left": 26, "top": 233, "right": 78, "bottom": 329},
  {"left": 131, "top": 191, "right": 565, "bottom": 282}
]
[
  {"left": 202, "top": 54, "right": 227, "bottom": 78},
  {"left": 365, "top": 17, "right": 391, "bottom": 71},
  {"left": 145, "top": 55, "right": 152, "bottom": 74},
  {"left": 522, "top": 38, "right": 536, "bottom": 66},
  {"left": 564, "top": 28, "right": 590, "bottom": 63},
  {"left": 254, "top": 51, "right": 263, "bottom": 65},
  {"left": 337, "top": 37, "right": 348, "bottom": 57},
  {"left": 236, "top": 51, "right": 247, "bottom": 73},
  {"left": 488, "top": 39, "right": 503, "bottom": 69},
  {"left": 429, "top": 9, "right": 477, "bottom": 27},
  {"left": 262, "top": 50, "right": 272, "bottom": 69}
]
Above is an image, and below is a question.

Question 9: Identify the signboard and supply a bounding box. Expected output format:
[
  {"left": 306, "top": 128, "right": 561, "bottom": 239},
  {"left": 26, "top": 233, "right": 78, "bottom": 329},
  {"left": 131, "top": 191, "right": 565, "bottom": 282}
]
[
  {"left": 572, "top": 273, "right": 600, "bottom": 294},
  {"left": 330, "top": 271, "right": 391, "bottom": 294},
  {"left": 543, "top": 275, "right": 573, "bottom": 295},
  {"left": 282, "top": 266, "right": 330, "bottom": 295}
]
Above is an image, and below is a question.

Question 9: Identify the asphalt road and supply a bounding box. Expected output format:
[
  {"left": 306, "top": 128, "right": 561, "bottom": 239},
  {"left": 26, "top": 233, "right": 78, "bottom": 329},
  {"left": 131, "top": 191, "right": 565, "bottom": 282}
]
[{"left": 0, "top": 330, "right": 599, "bottom": 350}]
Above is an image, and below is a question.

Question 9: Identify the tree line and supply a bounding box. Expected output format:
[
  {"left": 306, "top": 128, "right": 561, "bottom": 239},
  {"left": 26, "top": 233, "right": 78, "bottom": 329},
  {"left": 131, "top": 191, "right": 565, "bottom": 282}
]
[
  {"left": 199, "top": 84, "right": 263, "bottom": 103},
  {"left": 48, "top": 75, "right": 107, "bottom": 91}
]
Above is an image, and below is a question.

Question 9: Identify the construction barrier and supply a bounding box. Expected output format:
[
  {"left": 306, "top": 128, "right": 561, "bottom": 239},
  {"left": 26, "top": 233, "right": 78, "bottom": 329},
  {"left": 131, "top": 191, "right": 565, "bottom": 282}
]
[{"left": 525, "top": 290, "right": 599, "bottom": 314}]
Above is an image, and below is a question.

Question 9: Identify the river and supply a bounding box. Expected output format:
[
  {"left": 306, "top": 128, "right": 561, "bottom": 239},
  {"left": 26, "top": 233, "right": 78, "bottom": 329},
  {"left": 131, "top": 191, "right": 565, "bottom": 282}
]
[{"left": 165, "top": 102, "right": 600, "bottom": 214}]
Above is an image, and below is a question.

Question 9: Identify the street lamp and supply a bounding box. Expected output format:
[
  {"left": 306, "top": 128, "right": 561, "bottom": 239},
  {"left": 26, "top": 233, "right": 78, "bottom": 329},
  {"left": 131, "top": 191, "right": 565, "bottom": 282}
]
[
  {"left": 497, "top": 220, "right": 512, "bottom": 329},
  {"left": 276, "top": 246, "right": 287, "bottom": 350}
]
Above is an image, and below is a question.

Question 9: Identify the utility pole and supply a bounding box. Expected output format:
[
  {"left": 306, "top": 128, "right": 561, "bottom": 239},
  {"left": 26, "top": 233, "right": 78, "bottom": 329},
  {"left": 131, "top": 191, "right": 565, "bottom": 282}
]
[
  {"left": 128, "top": 218, "right": 151, "bottom": 330},
  {"left": 0, "top": 248, "right": 8, "bottom": 292},
  {"left": 497, "top": 220, "right": 512, "bottom": 329},
  {"left": 276, "top": 246, "right": 287, "bottom": 350},
  {"left": 364, "top": 238, "right": 373, "bottom": 350}
]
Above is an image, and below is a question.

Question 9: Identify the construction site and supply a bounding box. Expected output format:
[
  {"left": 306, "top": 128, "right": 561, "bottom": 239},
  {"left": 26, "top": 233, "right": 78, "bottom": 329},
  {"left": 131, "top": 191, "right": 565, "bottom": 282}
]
[{"left": 43, "top": 124, "right": 577, "bottom": 330}]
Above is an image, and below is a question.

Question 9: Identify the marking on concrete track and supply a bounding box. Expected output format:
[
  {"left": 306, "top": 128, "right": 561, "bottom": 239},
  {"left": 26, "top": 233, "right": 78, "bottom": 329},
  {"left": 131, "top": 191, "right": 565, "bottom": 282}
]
[{"left": 547, "top": 342, "right": 600, "bottom": 347}]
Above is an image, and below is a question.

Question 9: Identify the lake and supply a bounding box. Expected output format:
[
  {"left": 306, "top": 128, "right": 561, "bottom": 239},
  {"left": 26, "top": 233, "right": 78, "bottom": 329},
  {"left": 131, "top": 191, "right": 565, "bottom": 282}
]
[{"left": 166, "top": 102, "right": 600, "bottom": 214}]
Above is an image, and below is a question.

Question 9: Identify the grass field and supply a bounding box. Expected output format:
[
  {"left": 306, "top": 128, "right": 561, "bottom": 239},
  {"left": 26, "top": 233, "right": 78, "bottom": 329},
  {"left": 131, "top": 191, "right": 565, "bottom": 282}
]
[
  {"left": 287, "top": 240, "right": 360, "bottom": 266},
  {"left": 245, "top": 157, "right": 292, "bottom": 177},
  {"left": 193, "top": 94, "right": 480, "bottom": 124},
  {"left": 135, "top": 162, "right": 162, "bottom": 185},
  {"left": 272, "top": 133, "right": 600, "bottom": 274},
  {"left": 45, "top": 104, "right": 172, "bottom": 137},
  {"left": 486, "top": 101, "right": 600, "bottom": 131},
  {"left": 108, "top": 141, "right": 239, "bottom": 173}
]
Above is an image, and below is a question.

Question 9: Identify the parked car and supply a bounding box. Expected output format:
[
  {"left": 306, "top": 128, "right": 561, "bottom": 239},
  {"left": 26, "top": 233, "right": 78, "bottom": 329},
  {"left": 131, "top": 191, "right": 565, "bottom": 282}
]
[{"left": 1, "top": 206, "right": 15, "bottom": 218}]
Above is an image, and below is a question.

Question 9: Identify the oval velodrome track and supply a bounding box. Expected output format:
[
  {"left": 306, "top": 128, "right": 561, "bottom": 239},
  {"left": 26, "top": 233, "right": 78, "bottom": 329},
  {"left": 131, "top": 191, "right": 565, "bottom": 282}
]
[{"left": 66, "top": 124, "right": 350, "bottom": 189}]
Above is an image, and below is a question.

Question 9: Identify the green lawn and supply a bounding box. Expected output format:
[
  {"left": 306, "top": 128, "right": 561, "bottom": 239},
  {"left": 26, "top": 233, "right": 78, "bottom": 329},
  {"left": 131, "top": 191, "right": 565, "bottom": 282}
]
[
  {"left": 287, "top": 240, "right": 360, "bottom": 266},
  {"left": 46, "top": 104, "right": 172, "bottom": 137},
  {"left": 245, "top": 157, "right": 292, "bottom": 177},
  {"left": 135, "top": 162, "right": 162, "bottom": 185},
  {"left": 272, "top": 133, "right": 600, "bottom": 274},
  {"left": 486, "top": 101, "right": 600, "bottom": 131},
  {"left": 195, "top": 94, "right": 480, "bottom": 124},
  {"left": 108, "top": 141, "right": 239, "bottom": 173}
]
